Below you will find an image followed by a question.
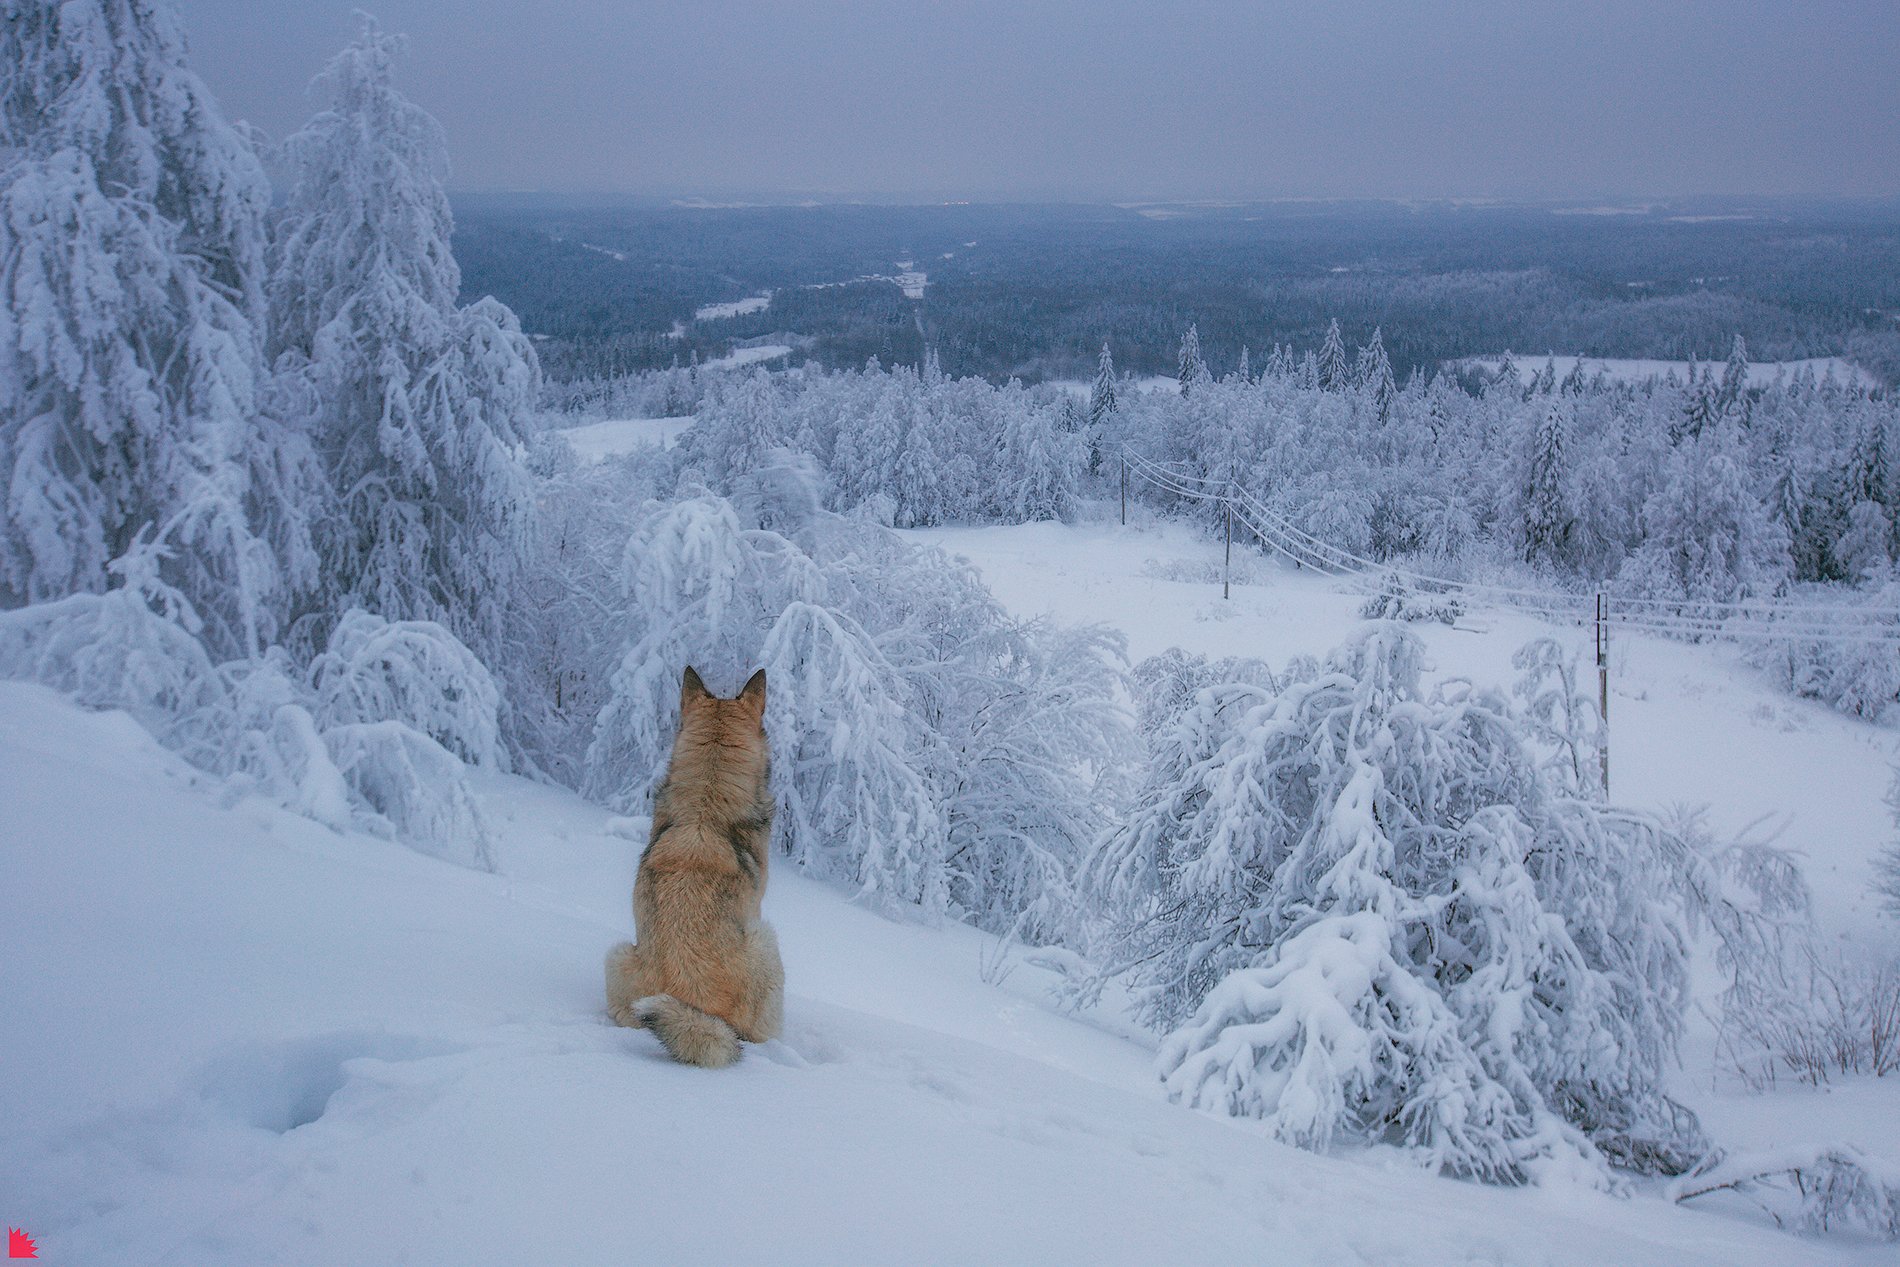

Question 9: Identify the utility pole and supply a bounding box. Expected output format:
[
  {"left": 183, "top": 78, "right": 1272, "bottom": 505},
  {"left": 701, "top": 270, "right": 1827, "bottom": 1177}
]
[
  {"left": 1223, "top": 494, "right": 1232, "bottom": 600},
  {"left": 1120, "top": 454, "right": 1127, "bottom": 526},
  {"left": 1595, "top": 591, "right": 1610, "bottom": 796}
]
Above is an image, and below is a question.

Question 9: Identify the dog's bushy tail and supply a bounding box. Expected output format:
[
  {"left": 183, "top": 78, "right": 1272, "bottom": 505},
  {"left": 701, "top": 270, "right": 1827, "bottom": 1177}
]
[{"left": 634, "top": 994, "right": 742, "bottom": 1068}]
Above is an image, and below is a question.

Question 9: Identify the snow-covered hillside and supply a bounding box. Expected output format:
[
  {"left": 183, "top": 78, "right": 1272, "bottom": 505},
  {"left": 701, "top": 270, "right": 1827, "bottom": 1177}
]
[
  {"left": 6, "top": 518, "right": 1897, "bottom": 1265},
  {"left": 913, "top": 519, "right": 1900, "bottom": 940}
]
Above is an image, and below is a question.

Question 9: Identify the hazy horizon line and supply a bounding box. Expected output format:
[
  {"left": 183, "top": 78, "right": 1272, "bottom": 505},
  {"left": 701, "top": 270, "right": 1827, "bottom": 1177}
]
[{"left": 446, "top": 188, "right": 1900, "bottom": 209}]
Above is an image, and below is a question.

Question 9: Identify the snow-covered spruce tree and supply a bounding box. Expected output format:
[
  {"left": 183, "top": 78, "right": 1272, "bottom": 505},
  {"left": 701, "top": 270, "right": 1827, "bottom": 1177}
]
[
  {"left": 1090, "top": 341, "right": 1118, "bottom": 429},
  {"left": 1717, "top": 334, "right": 1751, "bottom": 425},
  {"left": 1832, "top": 500, "right": 1894, "bottom": 583},
  {"left": 268, "top": 17, "right": 533, "bottom": 663},
  {"left": 1086, "top": 625, "right": 1708, "bottom": 1184},
  {"left": 1619, "top": 424, "right": 1790, "bottom": 607},
  {"left": 1316, "top": 318, "right": 1349, "bottom": 392},
  {"left": 0, "top": 0, "right": 319, "bottom": 656},
  {"left": 1356, "top": 327, "right": 1396, "bottom": 423},
  {"left": 584, "top": 491, "right": 1130, "bottom": 931},
  {"left": 829, "top": 371, "right": 907, "bottom": 515},
  {"left": 1177, "top": 324, "right": 1207, "bottom": 396},
  {"left": 670, "top": 368, "right": 784, "bottom": 495},
  {"left": 998, "top": 394, "right": 1082, "bottom": 521},
  {"left": 1518, "top": 401, "right": 1573, "bottom": 568}
]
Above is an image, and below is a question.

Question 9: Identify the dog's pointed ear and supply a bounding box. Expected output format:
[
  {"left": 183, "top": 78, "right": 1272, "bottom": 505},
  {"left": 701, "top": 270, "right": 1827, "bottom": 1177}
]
[
  {"left": 739, "top": 668, "right": 767, "bottom": 715},
  {"left": 681, "top": 665, "right": 709, "bottom": 705}
]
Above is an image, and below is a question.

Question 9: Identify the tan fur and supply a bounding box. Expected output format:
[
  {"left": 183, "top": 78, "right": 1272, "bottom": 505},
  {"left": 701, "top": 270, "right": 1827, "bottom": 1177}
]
[{"left": 606, "top": 666, "right": 784, "bottom": 1066}]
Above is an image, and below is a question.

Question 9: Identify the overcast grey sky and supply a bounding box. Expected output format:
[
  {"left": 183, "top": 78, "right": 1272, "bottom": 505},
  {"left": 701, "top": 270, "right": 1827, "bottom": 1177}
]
[{"left": 171, "top": 0, "right": 1900, "bottom": 201}]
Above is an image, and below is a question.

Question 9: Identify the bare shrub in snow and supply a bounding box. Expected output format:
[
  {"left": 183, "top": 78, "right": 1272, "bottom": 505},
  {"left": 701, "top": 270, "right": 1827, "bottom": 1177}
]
[
  {"left": 1087, "top": 625, "right": 1718, "bottom": 1185},
  {"left": 1719, "top": 941, "right": 1900, "bottom": 1088},
  {"left": 1356, "top": 574, "right": 1464, "bottom": 624},
  {"left": 1670, "top": 1145, "right": 1900, "bottom": 1239},
  {"left": 1880, "top": 765, "right": 1900, "bottom": 918},
  {"left": 1510, "top": 636, "right": 1604, "bottom": 798}
]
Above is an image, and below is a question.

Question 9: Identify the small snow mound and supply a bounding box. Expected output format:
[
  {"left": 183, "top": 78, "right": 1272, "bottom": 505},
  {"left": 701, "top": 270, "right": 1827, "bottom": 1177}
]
[{"left": 194, "top": 1032, "right": 460, "bottom": 1134}]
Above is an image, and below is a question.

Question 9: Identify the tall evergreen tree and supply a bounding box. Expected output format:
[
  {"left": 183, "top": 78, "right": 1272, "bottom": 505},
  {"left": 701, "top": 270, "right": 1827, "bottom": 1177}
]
[
  {"left": 1718, "top": 333, "right": 1751, "bottom": 423},
  {"left": 1176, "top": 324, "right": 1207, "bottom": 397},
  {"left": 1677, "top": 374, "right": 1718, "bottom": 442},
  {"left": 1532, "top": 356, "right": 1558, "bottom": 397},
  {"left": 268, "top": 16, "right": 534, "bottom": 660},
  {"left": 1317, "top": 319, "right": 1349, "bottom": 392},
  {"left": 0, "top": 0, "right": 318, "bottom": 655},
  {"left": 1520, "top": 402, "right": 1572, "bottom": 567},
  {"left": 1358, "top": 327, "right": 1396, "bottom": 423},
  {"left": 1089, "top": 340, "right": 1118, "bottom": 428}
]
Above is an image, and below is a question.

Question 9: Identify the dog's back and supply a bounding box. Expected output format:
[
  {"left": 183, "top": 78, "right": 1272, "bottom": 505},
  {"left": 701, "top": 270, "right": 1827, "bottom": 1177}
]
[{"left": 605, "top": 667, "right": 783, "bottom": 1066}]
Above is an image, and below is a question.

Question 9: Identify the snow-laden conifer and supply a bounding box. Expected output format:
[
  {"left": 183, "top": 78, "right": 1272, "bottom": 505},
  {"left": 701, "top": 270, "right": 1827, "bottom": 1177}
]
[
  {"left": 268, "top": 17, "right": 533, "bottom": 662},
  {"left": 0, "top": 0, "right": 318, "bottom": 655},
  {"left": 1177, "top": 324, "right": 1207, "bottom": 396},
  {"left": 1316, "top": 319, "right": 1349, "bottom": 392},
  {"left": 1090, "top": 341, "right": 1118, "bottom": 428}
]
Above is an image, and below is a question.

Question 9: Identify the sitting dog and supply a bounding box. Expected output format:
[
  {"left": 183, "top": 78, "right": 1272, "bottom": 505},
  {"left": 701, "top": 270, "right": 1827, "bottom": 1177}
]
[{"left": 605, "top": 666, "right": 783, "bottom": 1066}]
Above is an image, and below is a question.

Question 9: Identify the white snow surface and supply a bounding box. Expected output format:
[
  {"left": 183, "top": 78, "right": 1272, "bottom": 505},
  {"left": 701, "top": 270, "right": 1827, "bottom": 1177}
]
[
  {"left": 1047, "top": 374, "right": 1196, "bottom": 399},
  {"left": 6, "top": 520, "right": 1898, "bottom": 1264},
  {"left": 554, "top": 415, "right": 693, "bottom": 462},
  {"left": 701, "top": 343, "right": 791, "bottom": 371},
  {"left": 1460, "top": 354, "right": 1879, "bottom": 390},
  {"left": 694, "top": 292, "right": 772, "bottom": 321}
]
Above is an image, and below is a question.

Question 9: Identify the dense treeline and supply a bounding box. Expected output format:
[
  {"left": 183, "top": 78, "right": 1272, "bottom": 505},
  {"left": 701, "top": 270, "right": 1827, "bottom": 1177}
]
[
  {"left": 582, "top": 325, "right": 1899, "bottom": 715},
  {"left": 453, "top": 197, "right": 1900, "bottom": 385}
]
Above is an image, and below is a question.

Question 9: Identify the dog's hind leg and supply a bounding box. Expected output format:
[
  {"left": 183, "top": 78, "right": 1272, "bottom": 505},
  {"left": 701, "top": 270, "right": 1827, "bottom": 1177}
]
[
  {"left": 731, "top": 922, "right": 784, "bottom": 1043},
  {"left": 604, "top": 941, "right": 652, "bottom": 1028}
]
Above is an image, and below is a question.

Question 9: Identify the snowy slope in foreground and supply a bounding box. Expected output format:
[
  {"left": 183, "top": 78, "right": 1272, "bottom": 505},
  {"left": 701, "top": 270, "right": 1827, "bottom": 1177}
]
[{"left": 2, "top": 681, "right": 1875, "bottom": 1265}]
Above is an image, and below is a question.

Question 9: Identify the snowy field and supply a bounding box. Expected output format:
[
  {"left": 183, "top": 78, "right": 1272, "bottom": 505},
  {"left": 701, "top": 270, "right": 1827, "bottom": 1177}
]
[
  {"left": 694, "top": 292, "right": 772, "bottom": 321},
  {"left": 701, "top": 343, "right": 792, "bottom": 371},
  {"left": 5, "top": 518, "right": 1896, "bottom": 1265},
  {"left": 912, "top": 520, "right": 1899, "bottom": 939},
  {"left": 802, "top": 266, "right": 928, "bottom": 301},
  {"left": 554, "top": 415, "right": 692, "bottom": 462},
  {"left": 1459, "top": 354, "right": 1880, "bottom": 390}
]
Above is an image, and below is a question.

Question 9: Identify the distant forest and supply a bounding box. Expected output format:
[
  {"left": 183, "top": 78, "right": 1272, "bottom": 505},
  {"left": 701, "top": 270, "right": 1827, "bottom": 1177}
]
[{"left": 452, "top": 196, "right": 1900, "bottom": 388}]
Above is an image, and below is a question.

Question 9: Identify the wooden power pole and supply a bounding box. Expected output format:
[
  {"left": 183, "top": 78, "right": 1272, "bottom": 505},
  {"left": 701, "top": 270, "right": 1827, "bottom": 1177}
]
[{"left": 1595, "top": 591, "right": 1610, "bottom": 795}]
